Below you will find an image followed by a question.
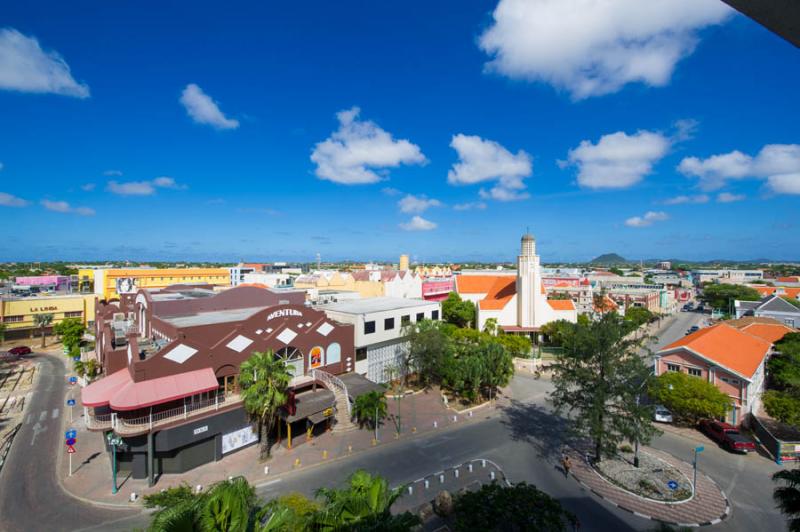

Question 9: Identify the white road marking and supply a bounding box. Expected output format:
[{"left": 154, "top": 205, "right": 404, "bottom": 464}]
[
  {"left": 52, "top": 408, "right": 59, "bottom": 419},
  {"left": 25, "top": 414, "right": 31, "bottom": 424},
  {"left": 30, "top": 422, "right": 46, "bottom": 446},
  {"left": 39, "top": 411, "right": 47, "bottom": 422}
]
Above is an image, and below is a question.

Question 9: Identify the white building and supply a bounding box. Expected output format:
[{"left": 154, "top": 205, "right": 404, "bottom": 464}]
[
  {"left": 692, "top": 269, "right": 764, "bottom": 286},
  {"left": 455, "top": 233, "right": 577, "bottom": 335},
  {"left": 320, "top": 297, "right": 440, "bottom": 383},
  {"left": 241, "top": 272, "right": 293, "bottom": 288}
]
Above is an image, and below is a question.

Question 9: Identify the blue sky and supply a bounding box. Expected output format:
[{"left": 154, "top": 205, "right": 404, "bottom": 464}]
[{"left": 1, "top": 1, "right": 799, "bottom": 263}]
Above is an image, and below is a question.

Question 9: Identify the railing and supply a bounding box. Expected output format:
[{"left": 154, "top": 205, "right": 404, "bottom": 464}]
[
  {"left": 311, "top": 369, "right": 350, "bottom": 416},
  {"left": 85, "top": 393, "right": 242, "bottom": 434}
]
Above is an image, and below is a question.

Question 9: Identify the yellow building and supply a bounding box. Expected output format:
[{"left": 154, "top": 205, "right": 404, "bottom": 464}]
[
  {"left": 79, "top": 267, "right": 231, "bottom": 299},
  {"left": 1, "top": 294, "right": 96, "bottom": 338}
]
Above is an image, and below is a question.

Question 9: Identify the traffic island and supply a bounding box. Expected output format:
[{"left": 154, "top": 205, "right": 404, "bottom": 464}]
[
  {"left": 593, "top": 449, "right": 692, "bottom": 502},
  {"left": 568, "top": 447, "right": 730, "bottom": 527}
]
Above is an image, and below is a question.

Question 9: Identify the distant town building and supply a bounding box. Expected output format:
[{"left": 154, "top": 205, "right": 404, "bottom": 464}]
[
  {"left": 80, "top": 267, "right": 230, "bottom": 299},
  {"left": 734, "top": 294, "right": 800, "bottom": 328},
  {"left": 691, "top": 269, "right": 764, "bottom": 286},
  {"left": 0, "top": 293, "right": 95, "bottom": 340},
  {"left": 13, "top": 275, "right": 71, "bottom": 292}
]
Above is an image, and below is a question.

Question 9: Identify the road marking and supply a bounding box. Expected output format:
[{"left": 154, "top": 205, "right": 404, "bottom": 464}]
[
  {"left": 30, "top": 422, "right": 46, "bottom": 446},
  {"left": 39, "top": 410, "right": 47, "bottom": 421},
  {"left": 52, "top": 408, "right": 59, "bottom": 419},
  {"left": 25, "top": 414, "right": 31, "bottom": 424}
]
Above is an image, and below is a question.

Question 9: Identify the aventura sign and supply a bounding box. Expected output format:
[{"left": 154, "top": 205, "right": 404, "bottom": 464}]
[{"left": 267, "top": 308, "right": 302, "bottom": 321}]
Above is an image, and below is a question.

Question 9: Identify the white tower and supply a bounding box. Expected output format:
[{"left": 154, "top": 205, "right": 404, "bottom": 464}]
[{"left": 516, "top": 233, "right": 540, "bottom": 327}]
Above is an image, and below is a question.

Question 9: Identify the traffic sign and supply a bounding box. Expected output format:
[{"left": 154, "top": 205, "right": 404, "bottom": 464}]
[
  {"left": 65, "top": 429, "right": 77, "bottom": 439},
  {"left": 66, "top": 398, "right": 76, "bottom": 406},
  {"left": 66, "top": 437, "right": 76, "bottom": 446},
  {"left": 68, "top": 376, "right": 77, "bottom": 385},
  {"left": 695, "top": 446, "right": 705, "bottom": 453},
  {"left": 667, "top": 480, "right": 679, "bottom": 490},
  {"left": 73, "top": 356, "right": 81, "bottom": 361},
  {"left": 67, "top": 445, "right": 76, "bottom": 454}
]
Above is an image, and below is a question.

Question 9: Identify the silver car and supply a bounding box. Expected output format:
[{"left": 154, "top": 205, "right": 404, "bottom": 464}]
[{"left": 654, "top": 405, "right": 673, "bottom": 423}]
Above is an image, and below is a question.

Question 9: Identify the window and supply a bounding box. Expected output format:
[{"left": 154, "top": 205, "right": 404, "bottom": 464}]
[
  {"left": 687, "top": 368, "right": 702, "bottom": 377},
  {"left": 401, "top": 315, "right": 410, "bottom": 326},
  {"left": 416, "top": 313, "right": 424, "bottom": 322},
  {"left": 432, "top": 310, "right": 439, "bottom": 320},
  {"left": 364, "top": 321, "right": 376, "bottom": 334},
  {"left": 384, "top": 317, "right": 395, "bottom": 330},
  {"left": 786, "top": 318, "right": 796, "bottom": 328},
  {"left": 720, "top": 377, "right": 740, "bottom": 385},
  {"left": 356, "top": 348, "right": 367, "bottom": 362},
  {"left": 666, "top": 363, "right": 680, "bottom": 372},
  {"left": 3, "top": 315, "right": 24, "bottom": 323}
]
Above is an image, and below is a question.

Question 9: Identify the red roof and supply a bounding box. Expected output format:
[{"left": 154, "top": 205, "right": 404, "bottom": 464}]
[
  {"left": 82, "top": 367, "right": 219, "bottom": 411},
  {"left": 660, "top": 323, "right": 771, "bottom": 379},
  {"left": 547, "top": 299, "right": 576, "bottom": 311},
  {"left": 456, "top": 275, "right": 510, "bottom": 294},
  {"left": 478, "top": 277, "right": 517, "bottom": 310}
]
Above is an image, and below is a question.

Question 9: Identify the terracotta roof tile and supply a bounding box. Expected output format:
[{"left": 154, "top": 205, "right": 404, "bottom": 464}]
[
  {"left": 547, "top": 299, "right": 576, "bottom": 311},
  {"left": 456, "top": 275, "right": 512, "bottom": 294},
  {"left": 660, "top": 323, "right": 771, "bottom": 379},
  {"left": 739, "top": 323, "right": 796, "bottom": 344},
  {"left": 478, "top": 277, "right": 517, "bottom": 310}
]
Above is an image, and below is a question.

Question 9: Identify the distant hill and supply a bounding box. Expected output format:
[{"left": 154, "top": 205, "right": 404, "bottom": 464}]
[{"left": 590, "top": 253, "right": 628, "bottom": 265}]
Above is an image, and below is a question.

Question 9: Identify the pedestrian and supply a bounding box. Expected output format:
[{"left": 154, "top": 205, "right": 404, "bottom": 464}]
[{"left": 561, "top": 454, "right": 572, "bottom": 478}]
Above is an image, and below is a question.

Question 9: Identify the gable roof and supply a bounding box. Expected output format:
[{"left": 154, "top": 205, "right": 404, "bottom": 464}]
[
  {"left": 548, "top": 299, "right": 576, "bottom": 311},
  {"left": 478, "top": 277, "right": 517, "bottom": 310},
  {"left": 758, "top": 294, "right": 800, "bottom": 314},
  {"left": 660, "top": 323, "right": 771, "bottom": 379},
  {"left": 753, "top": 286, "right": 800, "bottom": 299},
  {"left": 739, "top": 323, "right": 796, "bottom": 344},
  {"left": 456, "top": 275, "right": 511, "bottom": 294}
]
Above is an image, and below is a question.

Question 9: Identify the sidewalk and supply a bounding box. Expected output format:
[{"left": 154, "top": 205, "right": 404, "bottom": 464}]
[
  {"left": 567, "top": 446, "right": 730, "bottom": 527},
  {"left": 59, "top": 384, "right": 508, "bottom": 506}
]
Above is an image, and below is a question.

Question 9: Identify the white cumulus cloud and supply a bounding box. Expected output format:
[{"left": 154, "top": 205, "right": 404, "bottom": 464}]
[
  {"left": 107, "top": 177, "right": 186, "bottom": 196},
  {"left": 0, "top": 28, "right": 89, "bottom": 98},
  {"left": 479, "top": 0, "right": 732, "bottom": 100},
  {"left": 767, "top": 173, "right": 800, "bottom": 195},
  {"left": 0, "top": 192, "right": 29, "bottom": 207},
  {"left": 716, "top": 192, "right": 745, "bottom": 203},
  {"left": 625, "top": 211, "right": 668, "bottom": 228},
  {"left": 663, "top": 194, "right": 709, "bottom": 205},
  {"left": 448, "top": 134, "right": 531, "bottom": 201},
  {"left": 180, "top": 83, "right": 239, "bottom": 130},
  {"left": 41, "top": 199, "right": 94, "bottom": 216},
  {"left": 567, "top": 130, "right": 670, "bottom": 189},
  {"left": 311, "top": 107, "right": 426, "bottom": 185},
  {"left": 400, "top": 216, "right": 437, "bottom": 231},
  {"left": 678, "top": 144, "right": 800, "bottom": 191},
  {"left": 398, "top": 194, "right": 442, "bottom": 214},
  {"left": 453, "top": 201, "right": 487, "bottom": 211}
]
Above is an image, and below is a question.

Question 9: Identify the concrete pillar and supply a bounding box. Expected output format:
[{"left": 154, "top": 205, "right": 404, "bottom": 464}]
[{"left": 147, "top": 431, "right": 154, "bottom": 487}]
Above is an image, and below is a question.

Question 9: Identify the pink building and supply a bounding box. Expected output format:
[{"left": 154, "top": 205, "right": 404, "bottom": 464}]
[
  {"left": 14, "top": 275, "right": 70, "bottom": 291},
  {"left": 422, "top": 278, "right": 453, "bottom": 302}
]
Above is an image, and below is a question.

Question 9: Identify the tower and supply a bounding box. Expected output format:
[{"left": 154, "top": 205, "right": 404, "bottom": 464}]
[
  {"left": 399, "top": 254, "right": 409, "bottom": 272},
  {"left": 516, "top": 233, "right": 540, "bottom": 327}
]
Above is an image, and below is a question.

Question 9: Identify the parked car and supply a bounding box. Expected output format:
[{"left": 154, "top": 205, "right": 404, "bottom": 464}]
[
  {"left": 686, "top": 325, "right": 700, "bottom": 335},
  {"left": 698, "top": 419, "right": 756, "bottom": 453},
  {"left": 7, "top": 346, "right": 32, "bottom": 357},
  {"left": 653, "top": 405, "right": 673, "bottom": 423}
]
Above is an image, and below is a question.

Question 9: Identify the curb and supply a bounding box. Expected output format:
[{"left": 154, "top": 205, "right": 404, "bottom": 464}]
[{"left": 569, "top": 455, "right": 731, "bottom": 528}]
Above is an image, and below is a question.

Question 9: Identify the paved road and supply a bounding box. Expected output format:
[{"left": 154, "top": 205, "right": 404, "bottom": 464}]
[{"left": 0, "top": 354, "right": 135, "bottom": 532}]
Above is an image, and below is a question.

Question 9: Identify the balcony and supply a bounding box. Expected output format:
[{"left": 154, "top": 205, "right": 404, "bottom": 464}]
[{"left": 85, "top": 392, "right": 242, "bottom": 436}]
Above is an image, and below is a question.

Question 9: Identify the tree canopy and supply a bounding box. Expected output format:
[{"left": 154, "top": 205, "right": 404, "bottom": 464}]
[
  {"left": 648, "top": 372, "right": 730, "bottom": 425},
  {"left": 441, "top": 292, "right": 476, "bottom": 328},
  {"left": 53, "top": 318, "right": 86, "bottom": 351},
  {"left": 764, "top": 333, "right": 800, "bottom": 426},
  {"left": 699, "top": 284, "right": 761, "bottom": 311},
  {"left": 239, "top": 351, "right": 292, "bottom": 460}
]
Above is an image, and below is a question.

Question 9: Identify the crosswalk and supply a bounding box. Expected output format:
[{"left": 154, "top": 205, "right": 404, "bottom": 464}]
[{"left": 25, "top": 408, "right": 62, "bottom": 425}]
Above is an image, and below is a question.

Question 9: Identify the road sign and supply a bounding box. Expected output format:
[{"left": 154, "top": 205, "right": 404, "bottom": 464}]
[
  {"left": 73, "top": 356, "right": 81, "bottom": 361},
  {"left": 66, "top": 398, "right": 76, "bottom": 406},
  {"left": 65, "top": 429, "right": 77, "bottom": 439},
  {"left": 68, "top": 376, "right": 77, "bottom": 385},
  {"left": 667, "top": 480, "right": 679, "bottom": 490},
  {"left": 67, "top": 445, "right": 76, "bottom": 454},
  {"left": 695, "top": 445, "right": 705, "bottom": 453},
  {"left": 66, "top": 437, "right": 76, "bottom": 446}
]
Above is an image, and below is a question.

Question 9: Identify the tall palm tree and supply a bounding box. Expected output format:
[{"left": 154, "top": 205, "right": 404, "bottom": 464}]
[
  {"left": 352, "top": 390, "right": 388, "bottom": 432},
  {"left": 33, "top": 313, "right": 54, "bottom": 348},
  {"left": 239, "top": 350, "right": 292, "bottom": 460},
  {"left": 774, "top": 469, "right": 800, "bottom": 531}
]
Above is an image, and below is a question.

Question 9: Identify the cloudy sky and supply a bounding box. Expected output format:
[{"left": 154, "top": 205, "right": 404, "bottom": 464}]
[{"left": 1, "top": 1, "right": 798, "bottom": 262}]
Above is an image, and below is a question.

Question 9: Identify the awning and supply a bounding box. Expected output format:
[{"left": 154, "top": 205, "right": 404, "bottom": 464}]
[
  {"left": 339, "top": 372, "right": 385, "bottom": 401},
  {"left": 81, "top": 367, "right": 219, "bottom": 411},
  {"left": 81, "top": 369, "right": 132, "bottom": 407},
  {"left": 282, "top": 389, "right": 335, "bottom": 423}
]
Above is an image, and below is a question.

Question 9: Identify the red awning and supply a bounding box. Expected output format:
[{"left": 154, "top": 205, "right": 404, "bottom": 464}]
[
  {"left": 81, "top": 367, "right": 220, "bottom": 411},
  {"left": 81, "top": 368, "right": 131, "bottom": 407}
]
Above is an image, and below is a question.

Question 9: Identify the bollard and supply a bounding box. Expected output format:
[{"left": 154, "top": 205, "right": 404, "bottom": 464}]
[
  {"left": 439, "top": 474, "right": 445, "bottom": 483},
  {"left": 433, "top": 420, "right": 438, "bottom": 428},
  {"left": 408, "top": 485, "right": 413, "bottom": 495},
  {"left": 348, "top": 445, "right": 352, "bottom": 454},
  {"left": 323, "top": 450, "right": 328, "bottom": 460},
  {"left": 424, "top": 479, "right": 429, "bottom": 489},
  {"left": 452, "top": 415, "right": 457, "bottom": 422},
  {"left": 130, "top": 493, "right": 137, "bottom": 502},
  {"left": 394, "top": 432, "right": 399, "bottom": 439},
  {"left": 228, "top": 476, "right": 233, "bottom": 481},
  {"left": 490, "top": 471, "right": 496, "bottom": 480},
  {"left": 371, "top": 438, "right": 377, "bottom": 446},
  {"left": 468, "top": 463, "right": 473, "bottom": 473},
  {"left": 412, "top": 427, "right": 417, "bottom": 433},
  {"left": 196, "top": 485, "right": 203, "bottom": 494},
  {"left": 264, "top": 466, "right": 270, "bottom": 475},
  {"left": 455, "top": 469, "right": 459, "bottom": 478},
  {"left": 481, "top": 459, "right": 486, "bottom": 468},
  {"left": 294, "top": 458, "right": 301, "bottom": 468},
  {"left": 468, "top": 411, "right": 473, "bottom": 417}
]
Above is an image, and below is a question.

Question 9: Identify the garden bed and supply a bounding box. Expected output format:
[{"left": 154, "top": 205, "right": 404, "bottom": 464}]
[{"left": 593, "top": 449, "right": 693, "bottom": 503}]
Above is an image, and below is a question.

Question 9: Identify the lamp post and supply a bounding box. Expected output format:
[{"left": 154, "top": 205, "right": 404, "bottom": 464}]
[{"left": 106, "top": 432, "right": 123, "bottom": 494}]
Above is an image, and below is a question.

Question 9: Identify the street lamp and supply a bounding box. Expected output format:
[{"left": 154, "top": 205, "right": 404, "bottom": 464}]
[{"left": 106, "top": 432, "right": 124, "bottom": 494}]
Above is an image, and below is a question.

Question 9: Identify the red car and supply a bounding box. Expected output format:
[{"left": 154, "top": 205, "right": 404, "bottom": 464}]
[
  {"left": 698, "top": 419, "right": 756, "bottom": 453},
  {"left": 7, "top": 346, "right": 32, "bottom": 357}
]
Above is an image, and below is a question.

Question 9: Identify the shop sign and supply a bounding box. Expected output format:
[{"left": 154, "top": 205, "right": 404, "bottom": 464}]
[
  {"left": 30, "top": 306, "right": 58, "bottom": 312},
  {"left": 193, "top": 425, "right": 209, "bottom": 436},
  {"left": 309, "top": 346, "right": 324, "bottom": 369},
  {"left": 221, "top": 426, "right": 258, "bottom": 454},
  {"left": 322, "top": 407, "right": 334, "bottom": 418},
  {"left": 267, "top": 308, "right": 302, "bottom": 321}
]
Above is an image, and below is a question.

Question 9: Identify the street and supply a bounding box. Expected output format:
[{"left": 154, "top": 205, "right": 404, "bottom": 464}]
[{"left": 1, "top": 312, "right": 789, "bottom": 532}]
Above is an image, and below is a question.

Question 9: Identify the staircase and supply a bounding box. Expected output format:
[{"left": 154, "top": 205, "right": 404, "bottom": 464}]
[{"left": 311, "top": 369, "right": 357, "bottom": 432}]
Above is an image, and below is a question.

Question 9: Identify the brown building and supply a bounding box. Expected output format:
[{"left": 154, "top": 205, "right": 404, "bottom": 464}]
[{"left": 82, "top": 284, "right": 375, "bottom": 483}]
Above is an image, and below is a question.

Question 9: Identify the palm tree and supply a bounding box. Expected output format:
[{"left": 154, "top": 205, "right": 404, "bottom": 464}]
[
  {"left": 774, "top": 469, "right": 800, "bottom": 531},
  {"left": 33, "top": 313, "right": 54, "bottom": 348},
  {"left": 312, "top": 470, "right": 418, "bottom": 531},
  {"left": 352, "top": 390, "right": 388, "bottom": 435},
  {"left": 239, "top": 350, "right": 292, "bottom": 460}
]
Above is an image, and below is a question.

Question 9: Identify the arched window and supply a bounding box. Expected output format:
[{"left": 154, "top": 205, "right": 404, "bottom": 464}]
[{"left": 275, "top": 347, "right": 304, "bottom": 377}]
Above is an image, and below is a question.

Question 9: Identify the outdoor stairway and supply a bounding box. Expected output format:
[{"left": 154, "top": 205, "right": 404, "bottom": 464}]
[{"left": 311, "top": 369, "right": 357, "bottom": 432}]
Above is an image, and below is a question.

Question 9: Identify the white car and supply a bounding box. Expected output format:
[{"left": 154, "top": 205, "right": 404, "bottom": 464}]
[{"left": 653, "top": 405, "right": 673, "bottom": 423}]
